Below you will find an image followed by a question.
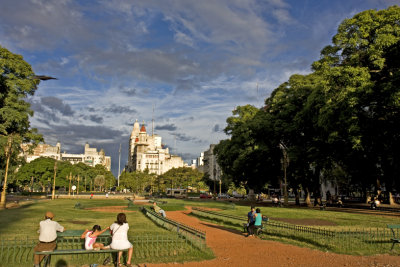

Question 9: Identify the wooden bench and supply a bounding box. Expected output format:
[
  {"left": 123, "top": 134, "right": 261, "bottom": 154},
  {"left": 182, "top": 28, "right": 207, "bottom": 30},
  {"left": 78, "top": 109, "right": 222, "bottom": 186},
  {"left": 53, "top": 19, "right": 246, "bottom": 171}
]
[
  {"left": 35, "top": 230, "right": 126, "bottom": 267},
  {"left": 388, "top": 224, "right": 400, "bottom": 250}
]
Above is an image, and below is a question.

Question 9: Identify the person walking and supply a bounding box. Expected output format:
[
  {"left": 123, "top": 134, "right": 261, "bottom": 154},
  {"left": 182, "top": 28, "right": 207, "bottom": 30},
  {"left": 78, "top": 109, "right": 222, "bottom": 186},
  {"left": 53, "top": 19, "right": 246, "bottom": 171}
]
[
  {"left": 110, "top": 213, "right": 134, "bottom": 267},
  {"left": 33, "top": 211, "right": 65, "bottom": 267}
]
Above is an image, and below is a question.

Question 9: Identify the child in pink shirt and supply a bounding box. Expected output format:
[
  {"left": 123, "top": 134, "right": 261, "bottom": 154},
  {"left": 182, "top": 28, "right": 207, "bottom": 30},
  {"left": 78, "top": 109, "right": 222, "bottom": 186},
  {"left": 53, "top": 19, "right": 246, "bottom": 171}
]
[{"left": 81, "top": 225, "right": 110, "bottom": 250}]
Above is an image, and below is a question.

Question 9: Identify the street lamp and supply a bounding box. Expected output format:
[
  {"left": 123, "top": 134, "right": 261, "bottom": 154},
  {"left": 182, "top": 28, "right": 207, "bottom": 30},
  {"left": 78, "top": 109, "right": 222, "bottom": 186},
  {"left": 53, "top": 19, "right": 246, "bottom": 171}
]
[{"left": 279, "top": 142, "right": 289, "bottom": 206}]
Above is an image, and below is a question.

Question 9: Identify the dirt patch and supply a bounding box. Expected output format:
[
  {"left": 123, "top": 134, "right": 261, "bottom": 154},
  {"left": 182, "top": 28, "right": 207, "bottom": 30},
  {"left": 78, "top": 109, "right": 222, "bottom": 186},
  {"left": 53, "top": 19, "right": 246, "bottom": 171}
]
[
  {"left": 271, "top": 217, "right": 337, "bottom": 226},
  {"left": 85, "top": 206, "right": 137, "bottom": 213},
  {"left": 193, "top": 207, "right": 223, "bottom": 211}
]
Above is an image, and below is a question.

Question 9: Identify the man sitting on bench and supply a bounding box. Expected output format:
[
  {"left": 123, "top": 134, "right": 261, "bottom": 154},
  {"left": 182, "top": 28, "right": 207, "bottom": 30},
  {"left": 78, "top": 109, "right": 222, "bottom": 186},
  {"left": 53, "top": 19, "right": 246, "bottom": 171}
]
[
  {"left": 153, "top": 202, "right": 166, "bottom": 217},
  {"left": 246, "top": 206, "right": 256, "bottom": 236},
  {"left": 33, "top": 211, "right": 65, "bottom": 267}
]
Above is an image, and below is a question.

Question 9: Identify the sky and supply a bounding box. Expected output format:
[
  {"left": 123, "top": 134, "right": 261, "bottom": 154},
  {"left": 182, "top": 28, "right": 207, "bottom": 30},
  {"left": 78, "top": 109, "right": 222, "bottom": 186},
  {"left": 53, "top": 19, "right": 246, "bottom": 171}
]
[{"left": 1, "top": 0, "right": 398, "bottom": 177}]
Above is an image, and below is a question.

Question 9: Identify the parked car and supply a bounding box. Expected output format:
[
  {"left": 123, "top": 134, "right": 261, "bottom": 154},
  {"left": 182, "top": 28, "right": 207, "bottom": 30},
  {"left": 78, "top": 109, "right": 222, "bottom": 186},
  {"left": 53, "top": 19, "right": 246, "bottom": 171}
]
[
  {"left": 200, "top": 193, "right": 212, "bottom": 199},
  {"left": 217, "top": 193, "right": 230, "bottom": 199}
]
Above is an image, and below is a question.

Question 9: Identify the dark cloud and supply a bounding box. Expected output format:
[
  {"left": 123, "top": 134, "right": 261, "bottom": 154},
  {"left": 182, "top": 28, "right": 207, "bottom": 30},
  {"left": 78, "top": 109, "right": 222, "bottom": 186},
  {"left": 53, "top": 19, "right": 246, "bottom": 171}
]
[
  {"left": 39, "top": 124, "right": 123, "bottom": 141},
  {"left": 40, "top": 96, "right": 74, "bottom": 116},
  {"left": 119, "top": 85, "right": 137, "bottom": 96},
  {"left": 88, "top": 107, "right": 95, "bottom": 112},
  {"left": 104, "top": 104, "right": 137, "bottom": 114},
  {"left": 155, "top": 124, "right": 177, "bottom": 131},
  {"left": 37, "top": 122, "right": 129, "bottom": 176},
  {"left": 212, "top": 124, "right": 220, "bottom": 132},
  {"left": 89, "top": 115, "right": 103, "bottom": 123},
  {"left": 170, "top": 132, "right": 203, "bottom": 143},
  {"left": 29, "top": 99, "right": 61, "bottom": 122}
]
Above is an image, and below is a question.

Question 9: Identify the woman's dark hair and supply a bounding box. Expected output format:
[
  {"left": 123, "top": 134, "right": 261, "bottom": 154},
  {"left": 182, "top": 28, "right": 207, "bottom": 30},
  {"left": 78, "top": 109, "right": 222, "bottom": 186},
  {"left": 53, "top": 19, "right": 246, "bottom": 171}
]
[
  {"left": 256, "top": 208, "right": 261, "bottom": 213},
  {"left": 116, "top": 213, "right": 127, "bottom": 225},
  {"left": 91, "top": 225, "right": 101, "bottom": 232}
]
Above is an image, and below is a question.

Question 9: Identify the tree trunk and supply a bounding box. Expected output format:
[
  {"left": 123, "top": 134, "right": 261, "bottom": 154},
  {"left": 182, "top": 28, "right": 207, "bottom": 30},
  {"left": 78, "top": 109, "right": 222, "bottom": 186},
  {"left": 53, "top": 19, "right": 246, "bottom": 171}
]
[
  {"left": 295, "top": 188, "right": 300, "bottom": 206},
  {"left": 389, "top": 192, "right": 397, "bottom": 205},
  {"left": 305, "top": 188, "right": 312, "bottom": 207}
]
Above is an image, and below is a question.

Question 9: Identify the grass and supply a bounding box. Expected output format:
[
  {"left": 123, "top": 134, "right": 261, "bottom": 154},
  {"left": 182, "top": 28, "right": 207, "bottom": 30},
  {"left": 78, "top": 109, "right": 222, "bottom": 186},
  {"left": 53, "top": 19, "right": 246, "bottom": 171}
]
[
  {"left": 182, "top": 200, "right": 400, "bottom": 255},
  {"left": 0, "top": 199, "right": 169, "bottom": 238},
  {"left": 2, "top": 197, "right": 399, "bottom": 261},
  {"left": 0, "top": 198, "right": 214, "bottom": 266}
]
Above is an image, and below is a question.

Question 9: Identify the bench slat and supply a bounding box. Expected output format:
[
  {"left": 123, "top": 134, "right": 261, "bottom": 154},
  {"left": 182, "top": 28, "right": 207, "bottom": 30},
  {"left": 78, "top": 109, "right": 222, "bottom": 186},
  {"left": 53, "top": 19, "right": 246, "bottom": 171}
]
[
  {"left": 35, "top": 249, "right": 126, "bottom": 255},
  {"left": 387, "top": 224, "right": 400, "bottom": 229}
]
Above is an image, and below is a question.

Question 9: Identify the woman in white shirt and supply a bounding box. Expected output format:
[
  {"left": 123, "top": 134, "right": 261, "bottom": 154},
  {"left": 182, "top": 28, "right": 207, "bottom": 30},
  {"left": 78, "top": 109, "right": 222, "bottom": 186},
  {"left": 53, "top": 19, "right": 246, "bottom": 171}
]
[{"left": 110, "top": 213, "right": 133, "bottom": 266}]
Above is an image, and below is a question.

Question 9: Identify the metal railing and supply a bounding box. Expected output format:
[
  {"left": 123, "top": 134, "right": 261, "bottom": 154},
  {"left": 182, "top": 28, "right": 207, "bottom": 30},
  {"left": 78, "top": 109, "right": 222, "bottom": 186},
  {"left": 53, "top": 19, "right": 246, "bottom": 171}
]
[
  {"left": 0, "top": 233, "right": 202, "bottom": 266},
  {"left": 140, "top": 207, "right": 206, "bottom": 250},
  {"left": 190, "top": 207, "right": 399, "bottom": 255}
]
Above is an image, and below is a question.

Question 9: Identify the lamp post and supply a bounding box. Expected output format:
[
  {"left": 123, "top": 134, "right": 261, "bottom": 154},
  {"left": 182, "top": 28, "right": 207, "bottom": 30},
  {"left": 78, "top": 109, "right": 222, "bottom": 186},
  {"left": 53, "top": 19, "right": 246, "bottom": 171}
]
[
  {"left": 279, "top": 142, "right": 289, "bottom": 206},
  {"left": 51, "top": 161, "right": 57, "bottom": 200}
]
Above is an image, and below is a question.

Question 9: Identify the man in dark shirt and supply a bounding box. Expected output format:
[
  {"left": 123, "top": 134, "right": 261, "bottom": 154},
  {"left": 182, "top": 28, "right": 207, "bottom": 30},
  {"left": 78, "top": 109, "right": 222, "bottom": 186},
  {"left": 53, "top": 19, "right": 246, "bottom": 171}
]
[{"left": 247, "top": 206, "right": 256, "bottom": 236}]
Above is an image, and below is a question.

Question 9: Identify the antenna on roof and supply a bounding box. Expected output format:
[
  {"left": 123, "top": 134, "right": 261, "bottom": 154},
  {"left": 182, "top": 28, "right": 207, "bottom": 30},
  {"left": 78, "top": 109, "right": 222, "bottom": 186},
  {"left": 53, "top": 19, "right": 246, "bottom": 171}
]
[{"left": 152, "top": 103, "right": 155, "bottom": 136}]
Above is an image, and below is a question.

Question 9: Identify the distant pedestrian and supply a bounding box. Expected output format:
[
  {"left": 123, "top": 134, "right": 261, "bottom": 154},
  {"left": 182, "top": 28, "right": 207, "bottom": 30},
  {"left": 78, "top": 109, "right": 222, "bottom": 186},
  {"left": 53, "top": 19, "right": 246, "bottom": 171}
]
[
  {"left": 33, "top": 211, "right": 65, "bottom": 267},
  {"left": 90, "top": 193, "right": 94, "bottom": 199}
]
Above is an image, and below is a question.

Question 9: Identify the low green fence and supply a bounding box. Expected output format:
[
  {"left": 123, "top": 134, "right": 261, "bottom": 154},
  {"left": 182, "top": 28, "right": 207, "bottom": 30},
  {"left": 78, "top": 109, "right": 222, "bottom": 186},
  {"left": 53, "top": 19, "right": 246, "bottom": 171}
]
[
  {"left": 0, "top": 234, "right": 202, "bottom": 266},
  {"left": 140, "top": 207, "right": 206, "bottom": 251},
  {"left": 191, "top": 207, "right": 399, "bottom": 255}
]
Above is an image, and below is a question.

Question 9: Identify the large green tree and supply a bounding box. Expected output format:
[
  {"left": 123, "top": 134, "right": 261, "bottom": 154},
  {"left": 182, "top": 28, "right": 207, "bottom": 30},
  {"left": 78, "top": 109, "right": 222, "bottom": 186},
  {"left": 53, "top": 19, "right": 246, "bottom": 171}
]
[
  {"left": 0, "top": 45, "right": 43, "bottom": 161},
  {"left": 312, "top": 6, "right": 400, "bottom": 200},
  {"left": 1, "top": 46, "right": 44, "bottom": 206},
  {"left": 215, "top": 6, "right": 400, "bottom": 204}
]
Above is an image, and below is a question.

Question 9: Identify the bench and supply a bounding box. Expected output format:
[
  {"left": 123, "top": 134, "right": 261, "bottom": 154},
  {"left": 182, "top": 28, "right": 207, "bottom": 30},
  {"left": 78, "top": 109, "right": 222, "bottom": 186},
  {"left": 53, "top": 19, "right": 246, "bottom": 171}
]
[
  {"left": 388, "top": 224, "right": 400, "bottom": 250},
  {"left": 243, "top": 216, "right": 269, "bottom": 235},
  {"left": 35, "top": 230, "right": 126, "bottom": 267}
]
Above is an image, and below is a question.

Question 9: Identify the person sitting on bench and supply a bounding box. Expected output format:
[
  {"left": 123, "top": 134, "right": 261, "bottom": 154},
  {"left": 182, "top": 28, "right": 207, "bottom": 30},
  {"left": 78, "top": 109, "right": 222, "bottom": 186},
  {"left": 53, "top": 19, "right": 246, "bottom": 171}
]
[
  {"left": 246, "top": 206, "right": 256, "bottom": 236},
  {"left": 33, "top": 211, "right": 65, "bottom": 267},
  {"left": 249, "top": 208, "right": 263, "bottom": 235},
  {"left": 81, "top": 225, "right": 110, "bottom": 250},
  {"left": 153, "top": 202, "right": 166, "bottom": 217}
]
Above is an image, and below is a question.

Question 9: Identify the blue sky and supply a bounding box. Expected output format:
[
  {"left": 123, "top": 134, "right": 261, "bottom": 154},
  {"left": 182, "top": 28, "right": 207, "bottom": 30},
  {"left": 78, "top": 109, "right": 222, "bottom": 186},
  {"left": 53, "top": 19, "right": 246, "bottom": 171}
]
[{"left": 1, "top": 0, "right": 398, "bottom": 176}]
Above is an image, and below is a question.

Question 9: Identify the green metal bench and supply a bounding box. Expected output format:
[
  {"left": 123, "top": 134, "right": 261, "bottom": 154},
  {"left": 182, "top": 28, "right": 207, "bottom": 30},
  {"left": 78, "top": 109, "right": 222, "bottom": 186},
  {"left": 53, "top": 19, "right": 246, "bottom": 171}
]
[
  {"left": 387, "top": 224, "right": 400, "bottom": 250},
  {"left": 243, "top": 216, "right": 269, "bottom": 235},
  {"left": 35, "top": 230, "right": 126, "bottom": 267}
]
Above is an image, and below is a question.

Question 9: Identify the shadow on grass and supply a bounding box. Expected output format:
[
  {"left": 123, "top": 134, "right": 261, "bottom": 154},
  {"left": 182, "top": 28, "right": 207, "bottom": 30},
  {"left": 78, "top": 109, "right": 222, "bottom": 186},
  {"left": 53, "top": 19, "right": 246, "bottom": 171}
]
[{"left": 0, "top": 202, "right": 39, "bottom": 232}]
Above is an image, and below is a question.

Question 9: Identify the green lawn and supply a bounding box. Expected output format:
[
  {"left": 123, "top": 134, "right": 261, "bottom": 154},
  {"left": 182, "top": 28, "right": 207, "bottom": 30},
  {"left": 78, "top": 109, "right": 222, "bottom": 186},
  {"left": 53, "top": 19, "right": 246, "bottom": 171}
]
[
  {"left": 0, "top": 198, "right": 214, "bottom": 266},
  {"left": 0, "top": 199, "right": 170, "bottom": 238}
]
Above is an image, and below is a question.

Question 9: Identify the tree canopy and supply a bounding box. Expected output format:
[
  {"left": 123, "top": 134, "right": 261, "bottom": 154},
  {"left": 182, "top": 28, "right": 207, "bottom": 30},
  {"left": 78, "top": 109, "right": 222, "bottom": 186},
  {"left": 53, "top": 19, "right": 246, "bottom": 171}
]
[{"left": 214, "top": 6, "right": 400, "bottom": 203}]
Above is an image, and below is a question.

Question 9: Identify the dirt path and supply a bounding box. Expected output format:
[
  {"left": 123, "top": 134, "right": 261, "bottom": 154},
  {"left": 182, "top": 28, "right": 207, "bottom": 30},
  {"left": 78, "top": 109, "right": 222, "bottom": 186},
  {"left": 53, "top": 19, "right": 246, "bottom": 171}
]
[{"left": 146, "top": 207, "right": 400, "bottom": 267}]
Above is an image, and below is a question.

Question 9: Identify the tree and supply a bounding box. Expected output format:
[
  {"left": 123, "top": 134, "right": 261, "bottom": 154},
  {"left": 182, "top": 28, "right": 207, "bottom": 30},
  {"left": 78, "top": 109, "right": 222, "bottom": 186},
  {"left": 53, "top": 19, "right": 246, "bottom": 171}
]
[
  {"left": 0, "top": 46, "right": 44, "bottom": 207},
  {"left": 94, "top": 175, "right": 105, "bottom": 191},
  {"left": 312, "top": 6, "right": 400, "bottom": 202},
  {"left": 160, "top": 167, "right": 204, "bottom": 193}
]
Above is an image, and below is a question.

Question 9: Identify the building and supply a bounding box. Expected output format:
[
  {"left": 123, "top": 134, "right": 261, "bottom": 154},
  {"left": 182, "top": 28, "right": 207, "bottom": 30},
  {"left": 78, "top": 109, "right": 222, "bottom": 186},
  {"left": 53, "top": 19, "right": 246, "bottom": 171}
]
[
  {"left": 20, "top": 143, "right": 111, "bottom": 171},
  {"left": 202, "top": 144, "right": 221, "bottom": 182},
  {"left": 127, "top": 120, "right": 185, "bottom": 175}
]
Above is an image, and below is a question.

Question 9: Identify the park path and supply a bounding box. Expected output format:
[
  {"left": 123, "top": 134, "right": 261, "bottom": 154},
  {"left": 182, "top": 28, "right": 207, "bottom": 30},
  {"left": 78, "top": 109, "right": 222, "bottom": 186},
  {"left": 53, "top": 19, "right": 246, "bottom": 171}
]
[{"left": 145, "top": 207, "right": 400, "bottom": 267}]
